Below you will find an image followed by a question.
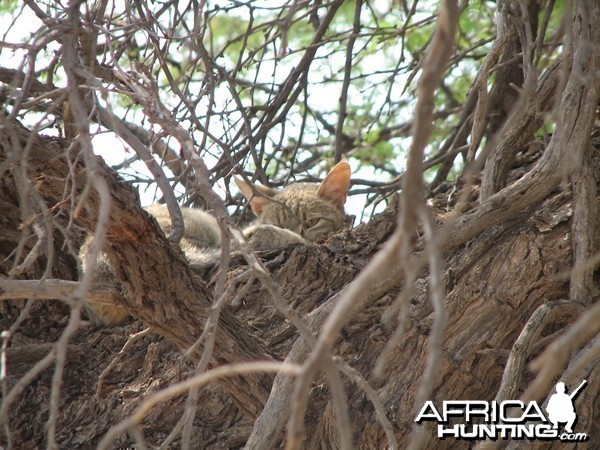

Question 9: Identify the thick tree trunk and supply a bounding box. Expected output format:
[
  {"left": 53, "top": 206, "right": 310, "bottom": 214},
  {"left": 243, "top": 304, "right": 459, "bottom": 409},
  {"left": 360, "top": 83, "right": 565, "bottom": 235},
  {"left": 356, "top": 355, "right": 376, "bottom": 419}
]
[
  {"left": 1, "top": 121, "right": 599, "bottom": 448},
  {"left": 1, "top": 3, "right": 599, "bottom": 446},
  {"left": 3, "top": 121, "right": 600, "bottom": 448},
  {"left": 0, "top": 123, "right": 272, "bottom": 418}
]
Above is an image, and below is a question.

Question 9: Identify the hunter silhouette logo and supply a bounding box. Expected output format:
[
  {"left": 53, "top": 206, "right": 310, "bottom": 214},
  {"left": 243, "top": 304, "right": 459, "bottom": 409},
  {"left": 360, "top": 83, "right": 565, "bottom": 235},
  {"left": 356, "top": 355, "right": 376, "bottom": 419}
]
[
  {"left": 415, "top": 379, "right": 589, "bottom": 442},
  {"left": 546, "top": 380, "right": 586, "bottom": 433}
]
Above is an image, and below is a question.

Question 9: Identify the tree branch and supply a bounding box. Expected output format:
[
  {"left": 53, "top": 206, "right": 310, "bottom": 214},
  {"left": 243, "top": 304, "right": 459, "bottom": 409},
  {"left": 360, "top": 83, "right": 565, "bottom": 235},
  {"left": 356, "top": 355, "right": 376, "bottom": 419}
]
[{"left": 0, "top": 121, "right": 272, "bottom": 418}]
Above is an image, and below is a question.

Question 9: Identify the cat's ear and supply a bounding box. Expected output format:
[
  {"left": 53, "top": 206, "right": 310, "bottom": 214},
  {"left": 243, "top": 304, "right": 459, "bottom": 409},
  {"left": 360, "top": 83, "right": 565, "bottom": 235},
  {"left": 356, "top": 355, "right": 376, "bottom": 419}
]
[
  {"left": 234, "top": 176, "right": 276, "bottom": 215},
  {"left": 317, "top": 161, "right": 351, "bottom": 207}
]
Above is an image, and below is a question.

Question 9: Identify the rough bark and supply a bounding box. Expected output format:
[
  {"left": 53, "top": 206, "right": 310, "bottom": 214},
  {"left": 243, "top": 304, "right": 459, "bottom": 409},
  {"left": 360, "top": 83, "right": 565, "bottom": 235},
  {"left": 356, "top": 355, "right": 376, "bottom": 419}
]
[
  {"left": 1, "top": 2, "right": 600, "bottom": 448},
  {"left": 0, "top": 122, "right": 272, "bottom": 418},
  {"left": 1, "top": 127, "right": 598, "bottom": 448}
]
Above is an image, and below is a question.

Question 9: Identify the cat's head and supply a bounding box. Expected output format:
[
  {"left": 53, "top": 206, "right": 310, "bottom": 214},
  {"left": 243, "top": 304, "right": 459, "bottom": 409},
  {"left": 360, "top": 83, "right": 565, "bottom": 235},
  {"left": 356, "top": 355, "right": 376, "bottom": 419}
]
[{"left": 235, "top": 162, "right": 351, "bottom": 242}]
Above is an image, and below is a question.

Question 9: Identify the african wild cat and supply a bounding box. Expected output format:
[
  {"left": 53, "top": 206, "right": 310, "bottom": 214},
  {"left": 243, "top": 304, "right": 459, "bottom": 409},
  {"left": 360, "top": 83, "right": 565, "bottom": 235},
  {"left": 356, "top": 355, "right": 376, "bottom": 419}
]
[{"left": 81, "top": 161, "right": 351, "bottom": 325}]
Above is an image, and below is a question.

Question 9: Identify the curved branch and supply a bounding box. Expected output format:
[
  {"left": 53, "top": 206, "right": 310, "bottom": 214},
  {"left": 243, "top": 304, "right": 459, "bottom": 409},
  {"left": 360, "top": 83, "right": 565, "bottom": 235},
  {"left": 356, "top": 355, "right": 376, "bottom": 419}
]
[{"left": 0, "top": 123, "right": 272, "bottom": 417}]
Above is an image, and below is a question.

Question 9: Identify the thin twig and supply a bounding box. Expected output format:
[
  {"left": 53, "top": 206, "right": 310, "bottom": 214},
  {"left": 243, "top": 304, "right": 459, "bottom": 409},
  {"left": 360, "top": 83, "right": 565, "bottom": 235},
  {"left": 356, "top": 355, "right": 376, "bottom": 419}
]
[
  {"left": 97, "top": 361, "right": 301, "bottom": 450},
  {"left": 522, "top": 300, "right": 600, "bottom": 403},
  {"left": 96, "top": 328, "right": 152, "bottom": 398}
]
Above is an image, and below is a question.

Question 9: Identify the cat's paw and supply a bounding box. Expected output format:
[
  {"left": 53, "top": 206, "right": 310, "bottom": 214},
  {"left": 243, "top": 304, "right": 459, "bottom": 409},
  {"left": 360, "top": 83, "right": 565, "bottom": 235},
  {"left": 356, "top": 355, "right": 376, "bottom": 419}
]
[{"left": 243, "top": 224, "right": 306, "bottom": 251}]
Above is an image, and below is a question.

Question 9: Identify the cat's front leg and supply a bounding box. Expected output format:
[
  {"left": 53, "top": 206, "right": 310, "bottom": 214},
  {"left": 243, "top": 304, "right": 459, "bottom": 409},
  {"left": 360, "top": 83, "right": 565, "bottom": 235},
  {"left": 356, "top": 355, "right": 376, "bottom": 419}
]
[{"left": 242, "top": 224, "right": 306, "bottom": 252}]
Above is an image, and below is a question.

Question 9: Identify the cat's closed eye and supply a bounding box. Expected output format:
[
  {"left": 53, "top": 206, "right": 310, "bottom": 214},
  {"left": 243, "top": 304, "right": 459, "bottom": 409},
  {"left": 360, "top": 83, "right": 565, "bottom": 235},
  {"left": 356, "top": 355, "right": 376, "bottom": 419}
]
[{"left": 305, "top": 218, "right": 321, "bottom": 229}]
